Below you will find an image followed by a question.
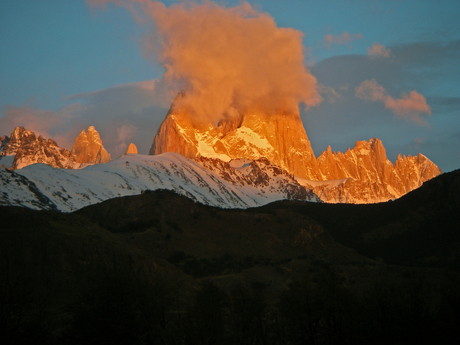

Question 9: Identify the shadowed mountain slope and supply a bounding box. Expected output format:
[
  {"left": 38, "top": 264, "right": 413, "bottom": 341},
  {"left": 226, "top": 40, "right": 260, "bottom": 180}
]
[{"left": 1, "top": 169, "right": 459, "bottom": 344}]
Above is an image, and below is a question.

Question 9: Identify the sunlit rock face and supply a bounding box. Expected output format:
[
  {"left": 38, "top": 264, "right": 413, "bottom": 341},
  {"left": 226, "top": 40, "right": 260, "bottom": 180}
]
[
  {"left": 150, "top": 99, "right": 321, "bottom": 180},
  {"left": 71, "top": 126, "right": 111, "bottom": 164},
  {"left": 1, "top": 127, "right": 76, "bottom": 170},
  {"left": 151, "top": 97, "right": 442, "bottom": 204},
  {"left": 306, "top": 138, "right": 442, "bottom": 203},
  {"left": 126, "top": 143, "right": 138, "bottom": 154}
]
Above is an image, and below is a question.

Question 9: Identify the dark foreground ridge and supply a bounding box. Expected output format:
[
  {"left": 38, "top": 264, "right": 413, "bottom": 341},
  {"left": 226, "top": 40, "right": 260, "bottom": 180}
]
[{"left": 1, "top": 169, "right": 460, "bottom": 344}]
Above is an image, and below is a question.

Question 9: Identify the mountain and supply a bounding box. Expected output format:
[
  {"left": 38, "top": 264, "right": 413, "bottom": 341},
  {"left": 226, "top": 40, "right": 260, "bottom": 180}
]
[
  {"left": 0, "top": 126, "right": 111, "bottom": 170},
  {"left": 150, "top": 93, "right": 321, "bottom": 180},
  {"left": 0, "top": 126, "right": 77, "bottom": 170},
  {"left": 0, "top": 152, "right": 320, "bottom": 212},
  {"left": 301, "top": 138, "right": 442, "bottom": 203},
  {"left": 126, "top": 142, "right": 138, "bottom": 154},
  {"left": 151, "top": 98, "right": 441, "bottom": 203},
  {"left": 71, "top": 126, "right": 111, "bottom": 164}
]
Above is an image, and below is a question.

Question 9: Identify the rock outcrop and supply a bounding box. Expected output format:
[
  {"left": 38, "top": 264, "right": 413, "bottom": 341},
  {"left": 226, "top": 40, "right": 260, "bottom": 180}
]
[
  {"left": 126, "top": 143, "right": 138, "bottom": 154},
  {"left": 301, "top": 139, "right": 442, "bottom": 203},
  {"left": 0, "top": 135, "right": 9, "bottom": 151},
  {"left": 1, "top": 127, "right": 77, "bottom": 170},
  {"left": 150, "top": 96, "right": 442, "bottom": 204},
  {"left": 71, "top": 126, "right": 111, "bottom": 164},
  {"left": 150, "top": 95, "right": 321, "bottom": 180}
]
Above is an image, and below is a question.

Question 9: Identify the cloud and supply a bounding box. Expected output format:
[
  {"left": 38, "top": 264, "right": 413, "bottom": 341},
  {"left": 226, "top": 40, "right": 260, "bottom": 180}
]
[
  {"left": 87, "top": 0, "right": 321, "bottom": 123},
  {"left": 114, "top": 124, "right": 137, "bottom": 154},
  {"left": 307, "top": 38, "right": 459, "bottom": 173},
  {"left": 410, "top": 137, "right": 425, "bottom": 150},
  {"left": 367, "top": 43, "right": 391, "bottom": 58},
  {"left": 391, "top": 39, "right": 460, "bottom": 67},
  {"left": 317, "top": 84, "right": 342, "bottom": 103},
  {"left": 0, "top": 104, "right": 85, "bottom": 149},
  {"left": 1, "top": 80, "right": 170, "bottom": 158},
  {"left": 355, "top": 79, "right": 431, "bottom": 125},
  {"left": 324, "top": 32, "right": 363, "bottom": 47}
]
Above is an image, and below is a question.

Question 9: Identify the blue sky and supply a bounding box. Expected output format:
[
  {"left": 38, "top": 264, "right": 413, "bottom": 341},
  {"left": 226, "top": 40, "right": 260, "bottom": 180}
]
[{"left": 1, "top": 0, "right": 459, "bottom": 172}]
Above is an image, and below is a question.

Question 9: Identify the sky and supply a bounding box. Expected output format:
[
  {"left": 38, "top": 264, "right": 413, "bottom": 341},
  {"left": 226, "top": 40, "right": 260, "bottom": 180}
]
[{"left": 1, "top": 0, "right": 459, "bottom": 172}]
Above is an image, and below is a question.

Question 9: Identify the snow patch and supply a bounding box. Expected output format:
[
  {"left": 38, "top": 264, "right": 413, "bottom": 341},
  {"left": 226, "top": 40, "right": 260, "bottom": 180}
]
[
  {"left": 296, "top": 177, "right": 349, "bottom": 189},
  {"left": 234, "top": 127, "right": 272, "bottom": 150}
]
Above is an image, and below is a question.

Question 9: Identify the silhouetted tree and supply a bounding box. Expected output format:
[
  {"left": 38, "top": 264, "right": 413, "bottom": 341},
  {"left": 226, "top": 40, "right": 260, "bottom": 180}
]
[{"left": 184, "top": 281, "right": 228, "bottom": 345}]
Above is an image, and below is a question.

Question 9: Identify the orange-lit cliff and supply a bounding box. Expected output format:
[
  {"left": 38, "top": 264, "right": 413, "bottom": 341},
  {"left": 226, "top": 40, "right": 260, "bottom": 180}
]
[{"left": 150, "top": 98, "right": 441, "bottom": 203}]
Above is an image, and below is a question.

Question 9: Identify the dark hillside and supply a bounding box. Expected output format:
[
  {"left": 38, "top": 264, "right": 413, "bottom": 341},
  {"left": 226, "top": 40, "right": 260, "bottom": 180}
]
[
  {"left": 257, "top": 169, "right": 460, "bottom": 269},
  {"left": 1, "top": 170, "right": 460, "bottom": 344}
]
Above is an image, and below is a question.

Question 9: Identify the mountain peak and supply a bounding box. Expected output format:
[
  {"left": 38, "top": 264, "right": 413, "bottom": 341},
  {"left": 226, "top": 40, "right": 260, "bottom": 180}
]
[
  {"left": 126, "top": 143, "right": 138, "bottom": 154},
  {"left": 1, "top": 126, "right": 35, "bottom": 156},
  {"left": 1, "top": 126, "right": 76, "bottom": 170},
  {"left": 150, "top": 96, "right": 441, "bottom": 203},
  {"left": 71, "top": 126, "right": 111, "bottom": 164},
  {"left": 150, "top": 100, "right": 321, "bottom": 180}
]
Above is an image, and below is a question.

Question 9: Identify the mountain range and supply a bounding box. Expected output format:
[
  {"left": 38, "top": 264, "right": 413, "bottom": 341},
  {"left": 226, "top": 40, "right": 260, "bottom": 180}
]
[
  {"left": 1, "top": 97, "right": 458, "bottom": 343},
  {"left": 151, "top": 96, "right": 441, "bottom": 203},
  {"left": 0, "top": 96, "right": 442, "bottom": 209},
  {"left": 0, "top": 126, "right": 110, "bottom": 171}
]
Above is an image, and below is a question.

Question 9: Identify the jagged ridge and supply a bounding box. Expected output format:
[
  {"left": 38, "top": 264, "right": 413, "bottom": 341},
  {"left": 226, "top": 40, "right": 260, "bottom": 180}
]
[
  {"left": 150, "top": 99, "right": 442, "bottom": 203},
  {"left": 0, "top": 126, "right": 111, "bottom": 170}
]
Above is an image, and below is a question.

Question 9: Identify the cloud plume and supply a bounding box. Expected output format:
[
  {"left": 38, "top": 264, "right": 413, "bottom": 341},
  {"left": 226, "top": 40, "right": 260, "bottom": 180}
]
[
  {"left": 355, "top": 79, "right": 431, "bottom": 125},
  {"left": 88, "top": 0, "right": 321, "bottom": 122}
]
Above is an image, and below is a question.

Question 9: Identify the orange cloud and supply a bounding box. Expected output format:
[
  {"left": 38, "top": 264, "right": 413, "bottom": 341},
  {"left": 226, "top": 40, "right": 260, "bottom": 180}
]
[
  {"left": 324, "top": 31, "right": 363, "bottom": 47},
  {"left": 355, "top": 79, "right": 431, "bottom": 125},
  {"left": 87, "top": 0, "right": 321, "bottom": 123},
  {"left": 0, "top": 104, "right": 85, "bottom": 149},
  {"left": 367, "top": 43, "right": 391, "bottom": 58}
]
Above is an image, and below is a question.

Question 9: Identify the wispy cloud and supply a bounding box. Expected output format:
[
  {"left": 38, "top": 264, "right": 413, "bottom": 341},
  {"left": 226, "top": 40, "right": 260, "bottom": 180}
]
[
  {"left": 367, "top": 43, "right": 391, "bottom": 58},
  {"left": 355, "top": 79, "right": 431, "bottom": 125},
  {"left": 317, "top": 84, "right": 341, "bottom": 103},
  {"left": 324, "top": 32, "right": 363, "bottom": 47}
]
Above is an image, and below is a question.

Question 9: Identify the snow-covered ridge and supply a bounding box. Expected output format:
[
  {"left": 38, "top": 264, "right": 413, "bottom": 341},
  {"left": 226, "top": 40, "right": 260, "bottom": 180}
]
[
  {"left": 0, "top": 152, "right": 320, "bottom": 212},
  {"left": 0, "top": 126, "right": 111, "bottom": 170}
]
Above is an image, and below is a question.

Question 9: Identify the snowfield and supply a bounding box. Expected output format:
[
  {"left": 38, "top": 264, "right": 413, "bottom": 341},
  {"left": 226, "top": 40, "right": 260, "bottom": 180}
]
[{"left": 1, "top": 152, "right": 320, "bottom": 212}]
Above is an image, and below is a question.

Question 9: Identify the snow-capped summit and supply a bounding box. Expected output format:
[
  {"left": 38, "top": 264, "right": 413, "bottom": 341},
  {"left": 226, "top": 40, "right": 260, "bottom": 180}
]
[
  {"left": 150, "top": 95, "right": 442, "bottom": 204},
  {"left": 0, "top": 126, "right": 77, "bottom": 170},
  {"left": 0, "top": 152, "right": 320, "bottom": 212},
  {"left": 1, "top": 127, "right": 34, "bottom": 156},
  {"left": 150, "top": 93, "right": 321, "bottom": 180}
]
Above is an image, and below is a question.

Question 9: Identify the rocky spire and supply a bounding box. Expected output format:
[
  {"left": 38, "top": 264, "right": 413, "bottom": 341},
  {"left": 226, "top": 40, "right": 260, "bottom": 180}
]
[
  {"left": 126, "top": 143, "right": 138, "bottom": 154},
  {"left": 71, "top": 126, "right": 111, "bottom": 164},
  {"left": 149, "top": 97, "right": 321, "bottom": 180},
  {"left": 2, "top": 127, "right": 76, "bottom": 170},
  {"left": 311, "top": 138, "right": 442, "bottom": 203},
  {"left": 150, "top": 95, "right": 442, "bottom": 203}
]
